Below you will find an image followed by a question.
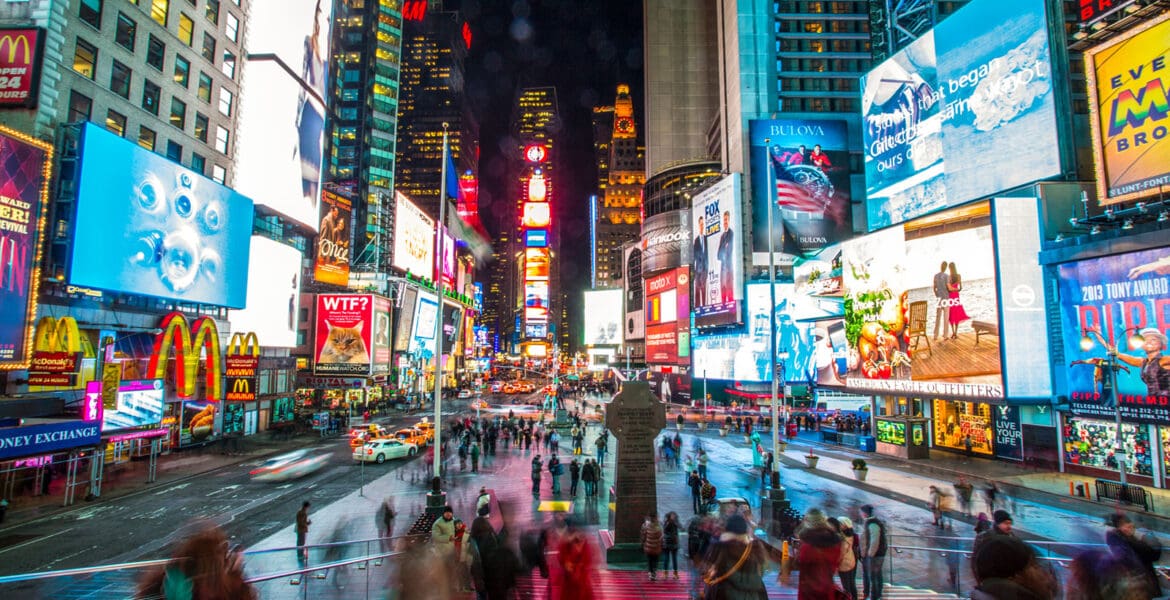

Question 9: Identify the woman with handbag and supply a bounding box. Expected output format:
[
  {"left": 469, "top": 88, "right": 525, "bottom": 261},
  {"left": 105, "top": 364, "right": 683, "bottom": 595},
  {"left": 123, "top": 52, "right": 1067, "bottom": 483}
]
[{"left": 702, "top": 514, "right": 769, "bottom": 599}]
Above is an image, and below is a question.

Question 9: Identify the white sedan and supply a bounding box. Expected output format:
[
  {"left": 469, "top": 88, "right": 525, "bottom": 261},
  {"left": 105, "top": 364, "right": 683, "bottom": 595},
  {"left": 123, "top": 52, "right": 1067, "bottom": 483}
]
[
  {"left": 250, "top": 449, "right": 330, "bottom": 482},
  {"left": 352, "top": 439, "right": 418, "bottom": 464},
  {"left": 457, "top": 389, "right": 473, "bottom": 399}
]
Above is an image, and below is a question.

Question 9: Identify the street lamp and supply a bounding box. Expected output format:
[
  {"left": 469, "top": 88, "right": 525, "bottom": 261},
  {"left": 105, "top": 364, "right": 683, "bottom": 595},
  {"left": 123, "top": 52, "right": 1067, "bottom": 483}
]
[
  {"left": 773, "top": 353, "right": 788, "bottom": 488},
  {"left": 1079, "top": 328, "right": 1145, "bottom": 485}
]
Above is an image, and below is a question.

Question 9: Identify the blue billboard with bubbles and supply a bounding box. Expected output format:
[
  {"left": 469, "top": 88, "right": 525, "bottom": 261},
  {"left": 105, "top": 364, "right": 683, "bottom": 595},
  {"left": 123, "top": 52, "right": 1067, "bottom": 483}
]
[
  {"left": 69, "top": 123, "right": 252, "bottom": 307},
  {"left": 860, "top": 0, "right": 1062, "bottom": 230}
]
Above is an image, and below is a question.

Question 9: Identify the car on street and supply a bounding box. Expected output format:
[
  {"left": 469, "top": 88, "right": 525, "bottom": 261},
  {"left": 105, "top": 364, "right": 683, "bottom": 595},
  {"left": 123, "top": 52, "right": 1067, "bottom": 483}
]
[
  {"left": 503, "top": 383, "right": 518, "bottom": 394},
  {"left": 349, "top": 425, "right": 390, "bottom": 447},
  {"left": 490, "top": 381, "right": 503, "bottom": 393},
  {"left": 414, "top": 421, "right": 435, "bottom": 443},
  {"left": 353, "top": 439, "right": 418, "bottom": 463},
  {"left": 393, "top": 427, "right": 428, "bottom": 447},
  {"left": 457, "top": 389, "right": 472, "bottom": 399},
  {"left": 250, "top": 449, "right": 331, "bottom": 482}
]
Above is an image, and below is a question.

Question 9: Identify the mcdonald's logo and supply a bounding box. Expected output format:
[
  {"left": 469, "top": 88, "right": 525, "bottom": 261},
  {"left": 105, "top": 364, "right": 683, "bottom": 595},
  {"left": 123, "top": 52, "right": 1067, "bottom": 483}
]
[
  {"left": 227, "top": 332, "right": 259, "bottom": 357},
  {"left": 147, "top": 312, "right": 222, "bottom": 402},
  {"left": 0, "top": 33, "right": 31, "bottom": 64},
  {"left": 33, "top": 316, "right": 81, "bottom": 353},
  {"left": 226, "top": 376, "right": 254, "bottom": 401}
]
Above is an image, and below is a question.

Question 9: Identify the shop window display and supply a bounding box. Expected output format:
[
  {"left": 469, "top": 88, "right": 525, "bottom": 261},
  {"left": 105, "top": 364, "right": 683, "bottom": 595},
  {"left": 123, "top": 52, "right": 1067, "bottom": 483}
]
[
  {"left": 933, "top": 399, "right": 993, "bottom": 455},
  {"left": 1063, "top": 418, "right": 1152, "bottom": 477}
]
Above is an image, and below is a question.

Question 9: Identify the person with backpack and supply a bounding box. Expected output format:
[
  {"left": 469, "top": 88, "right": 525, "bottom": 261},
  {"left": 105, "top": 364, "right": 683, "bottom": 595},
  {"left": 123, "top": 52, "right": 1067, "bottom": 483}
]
[
  {"left": 662, "top": 512, "right": 681, "bottom": 580},
  {"left": 640, "top": 511, "right": 664, "bottom": 581},
  {"left": 701, "top": 514, "right": 770, "bottom": 599},
  {"left": 861, "top": 504, "right": 888, "bottom": 600},
  {"left": 548, "top": 455, "right": 563, "bottom": 495}
]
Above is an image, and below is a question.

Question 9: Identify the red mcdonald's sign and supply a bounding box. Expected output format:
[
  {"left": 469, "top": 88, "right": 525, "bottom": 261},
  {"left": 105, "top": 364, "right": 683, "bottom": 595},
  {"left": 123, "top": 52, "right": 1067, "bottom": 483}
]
[
  {"left": 147, "top": 312, "right": 223, "bottom": 401},
  {"left": 0, "top": 28, "right": 44, "bottom": 108}
]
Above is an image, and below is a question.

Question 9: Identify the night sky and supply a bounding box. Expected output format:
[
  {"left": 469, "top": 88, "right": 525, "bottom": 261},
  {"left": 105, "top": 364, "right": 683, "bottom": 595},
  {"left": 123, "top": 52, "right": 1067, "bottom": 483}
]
[{"left": 457, "top": 0, "right": 644, "bottom": 347}]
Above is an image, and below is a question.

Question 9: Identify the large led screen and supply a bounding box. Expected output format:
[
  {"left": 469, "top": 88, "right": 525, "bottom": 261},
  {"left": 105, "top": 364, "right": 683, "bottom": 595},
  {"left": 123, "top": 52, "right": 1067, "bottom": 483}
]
[
  {"left": 992, "top": 197, "right": 1051, "bottom": 398},
  {"left": 860, "top": 0, "right": 1061, "bottom": 230},
  {"left": 314, "top": 293, "right": 389, "bottom": 375},
  {"left": 749, "top": 119, "right": 852, "bottom": 264},
  {"left": 440, "top": 303, "right": 463, "bottom": 353},
  {"left": 624, "top": 244, "right": 645, "bottom": 340},
  {"left": 645, "top": 268, "right": 690, "bottom": 365},
  {"left": 394, "top": 286, "right": 418, "bottom": 352},
  {"left": 525, "top": 281, "right": 550, "bottom": 324},
  {"left": 409, "top": 292, "right": 439, "bottom": 355},
  {"left": 1085, "top": 12, "right": 1170, "bottom": 205},
  {"left": 691, "top": 174, "right": 743, "bottom": 329},
  {"left": 230, "top": 236, "right": 302, "bottom": 347},
  {"left": 314, "top": 189, "right": 351, "bottom": 285},
  {"left": 102, "top": 379, "right": 165, "bottom": 432},
  {"left": 0, "top": 126, "right": 50, "bottom": 369},
  {"left": 232, "top": 0, "right": 332, "bottom": 230},
  {"left": 392, "top": 192, "right": 435, "bottom": 277},
  {"left": 583, "top": 289, "right": 623, "bottom": 346},
  {"left": 842, "top": 202, "right": 1002, "bottom": 398},
  {"left": 71, "top": 124, "right": 252, "bottom": 307},
  {"left": 1057, "top": 247, "right": 1170, "bottom": 424},
  {"left": 525, "top": 248, "right": 550, "bottom": 281},
  {"left": 522, "top": 202, "right": 551, "bottom": 228}
]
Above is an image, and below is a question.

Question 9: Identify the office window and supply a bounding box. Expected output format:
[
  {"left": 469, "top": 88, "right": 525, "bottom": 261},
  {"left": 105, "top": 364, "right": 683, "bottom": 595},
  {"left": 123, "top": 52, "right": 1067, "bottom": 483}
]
[
  {"left": 72, "top": 38, "right": 97, "bottom": 79},
  {"left": 115, "top": 13, "right": 136, "bottom": 50},
  {"left": 110, "top": 60, "right": 132, "bottom": 98},
  {"left": 105, "top": 109, "right": 127, "bottom": 136},
  {"left": 211, "top": 164, "right": 226, "bottom": 183},
  {"left": 191, "top": 152, "right": 206, "bottom": 174},
  {"left": 218, "top": 88, "right": 232, "bottom": 116},
  {"left": 197, "top": 72, "right": 212, "bottom": 102},
  {"left": 150, "top": 0, "right": 168, "bottom": 26},
  {"left": 225, "top": 12, "right": 239, "bottom": 43},
  {"left": 194, "top": 112, "right": 208, "bottom": 142},
  {"left": 221, "top": 50, "right": 235, "bottom": 79},
  {"left": 173, "top": 55, "right": 190, "bottom": 87},
  {"left": 178, "top": 13, "right": 194, "bottom": 45},
  {"left": 201, "top": 33, "right": 216, "bottom": 63},
  {"left": 138, "top": 126, "right": 156, "bottom": 151},
  {"left": 205, "top": 0, "right": 219, "bottom": 24},
  {"left": 80, "top": 0, "right": 102, "bottom": 28},
  {"left": 67, "top": 90, "right": 92, "bottom": 122},
  {"left": 146, "top": 34, "right": 165, "bottom": 70},
  {"left": 214, "top": 125, "right": 229, "bottom": 154},
  {"left": 141, "top": 80, "right": 160, "bottom": 114},
  {"left": 166, "top": 140, "right": 182, "bottom": 162},
  {"left": 170, "top": 97, "right": 187, "bottom": 130}
]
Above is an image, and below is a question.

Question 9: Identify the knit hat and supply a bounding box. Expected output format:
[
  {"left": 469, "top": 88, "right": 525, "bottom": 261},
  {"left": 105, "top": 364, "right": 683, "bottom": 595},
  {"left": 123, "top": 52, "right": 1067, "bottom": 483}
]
[
  {"left": 992, "top": 510, "right": 1012, "bottom": 525},
  {"left": 972, "top": 535, "right": 1035, "bottom": 581},
  {"left": 803, "top": 508, "right": 827, "bottom": 526},
  {"left": 725, "top": 514, "right": 749, "bottom": 535},
  {"left": 838, "top": 517, "right": 854, "bottom": 530}
]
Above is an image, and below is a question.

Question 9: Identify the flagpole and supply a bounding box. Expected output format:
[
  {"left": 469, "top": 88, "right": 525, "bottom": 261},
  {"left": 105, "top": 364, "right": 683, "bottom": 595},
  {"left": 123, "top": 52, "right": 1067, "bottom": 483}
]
[
  {"left": 432, "top": 123, "right": 449, "bottom": 483},
  {"left": 765, "top": 139, "right": 781, "bottom": 491}
]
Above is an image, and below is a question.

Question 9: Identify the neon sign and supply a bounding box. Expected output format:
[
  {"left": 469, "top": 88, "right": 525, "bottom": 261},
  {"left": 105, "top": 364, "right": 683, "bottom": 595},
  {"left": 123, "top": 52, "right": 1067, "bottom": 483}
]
[{"left": 147, "top": 312, "right": 223, "bottom": 401}]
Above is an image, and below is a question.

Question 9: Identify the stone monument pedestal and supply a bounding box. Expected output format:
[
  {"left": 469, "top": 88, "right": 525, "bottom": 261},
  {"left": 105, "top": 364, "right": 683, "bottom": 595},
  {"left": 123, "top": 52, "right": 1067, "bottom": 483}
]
[
  {"left": 760, "top": 484, "right": 792, "bottom": 538},
  {"left": 424, "top": 476, "right": 447, "bottom": 516},
  {"left": 601, "top": 382, "right": 665, "bottom": 565}
]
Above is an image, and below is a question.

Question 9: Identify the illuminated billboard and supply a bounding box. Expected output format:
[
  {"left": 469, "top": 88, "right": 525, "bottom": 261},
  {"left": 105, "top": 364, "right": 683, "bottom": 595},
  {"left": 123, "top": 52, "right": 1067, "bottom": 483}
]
[
  {"left": 690, "top": 174, "right": 743, "bottom": 329},
  {"left": 393, "top": 286, "right": 418, "bottom": 352},
  {"left": 841, "top": 202, "right": 1002, "bottom": 398},
  {"left": 0, "top": 28, "right": 44, "bottom": 108},
  {"left": 0, "top": 125, "right": 50, "bottom": 369},
  {"left": 641, "top": 210, "right": 691, "bottom": 275},
  {"left": 233, "top": 0, "right": 332, "bottom": 230},
  {"left": 525, "top": 229, "right": 548, "bottom": 247},
  {"left": 691, "top": 283, "right": 818, "bottom": 382},
  {"left": 314, "top": 293, "right": 391, "bottom": 375},
  {"left": 409, "top": 291, "right": 439, "bottom": 355},
  {"left": 314, "top": 189, "right": 351, "bottom": 285},
  {"left": 522, "top": 202, "right": 551, "bottom": 228},
  {"left": 527, "top": 171, "right": 549, "bottom": 202},
  {"left": 749, "top": 119, "right": 852, "bottom": 263},
  {"left": 645, "top": 268, "right": 690, "bottom": 365},
  {"left": 525, "top": 281, "right": 550, "bottom": 323},
  {"left": 525, "top": 144, "right": 548, "bottom": 163},
  {"left": 583, "top": 289, "right": 623, "bottom": 345},
  {"left": 860, "top": 0, "right": 1062, "bottom": 229},
  {"left": 525, "top": 248, "right": 550, "bottom": 281},
  {"left": 71, "top": 123, "right": 252, "bottom": 307},
  {"left": 624, "top": 244, "right": 645, "bottom": 340},
  {"left": 230, "top": 236, "right": 303, "bottom": 347},
  {"left": 1084, "top": 12, "right": 1170, "bottom": 205},
  {"left": 1057, "top": 247, "right": 1170, "bottom": 424},
  {"left": 102, "top": 379, "right": 165, "bottom": 432},
  {"left": 392, "top": 192, "right": 435, "bottom": 277},
  {"left": 441, "top": 303, "right": 463, "bottom": 353}
]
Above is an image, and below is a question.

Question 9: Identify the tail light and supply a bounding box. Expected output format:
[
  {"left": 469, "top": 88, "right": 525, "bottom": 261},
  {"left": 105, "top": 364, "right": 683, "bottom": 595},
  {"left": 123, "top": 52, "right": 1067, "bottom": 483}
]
[{"left": 367, "top": 449, "right": 373, "bottom": 455}]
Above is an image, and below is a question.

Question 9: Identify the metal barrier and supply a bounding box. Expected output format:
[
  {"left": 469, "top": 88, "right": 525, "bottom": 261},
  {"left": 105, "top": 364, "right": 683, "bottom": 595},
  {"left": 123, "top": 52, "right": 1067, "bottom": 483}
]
[{"left": 1095, "top": 479, "right": 1153, "bottom": 511}]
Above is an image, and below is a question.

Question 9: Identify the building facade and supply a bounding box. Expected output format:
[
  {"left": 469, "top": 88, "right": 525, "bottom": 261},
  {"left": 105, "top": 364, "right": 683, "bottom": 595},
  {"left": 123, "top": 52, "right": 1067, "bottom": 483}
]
[{"left": 591, "top": 85, "right": 644, "bottom": 289}]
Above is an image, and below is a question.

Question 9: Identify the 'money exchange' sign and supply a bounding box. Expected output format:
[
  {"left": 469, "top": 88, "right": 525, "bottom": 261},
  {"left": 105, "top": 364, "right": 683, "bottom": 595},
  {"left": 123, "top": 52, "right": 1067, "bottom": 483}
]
[{"left": 0, "top": 420, "right": 100, "bottom": 461}]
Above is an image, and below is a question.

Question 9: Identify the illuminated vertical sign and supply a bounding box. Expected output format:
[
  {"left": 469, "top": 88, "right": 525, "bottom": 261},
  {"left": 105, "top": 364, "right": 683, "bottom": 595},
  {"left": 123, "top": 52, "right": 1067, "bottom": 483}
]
[
  {"left": 0, "top": 125, "right": 51, "bottom": 369},
  {"left": 0, "top": 29, "right": 44, "bottom": 108}
]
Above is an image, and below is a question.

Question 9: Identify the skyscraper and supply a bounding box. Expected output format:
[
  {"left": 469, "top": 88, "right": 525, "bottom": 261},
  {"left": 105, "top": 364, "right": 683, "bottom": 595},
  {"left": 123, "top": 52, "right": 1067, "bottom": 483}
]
[{"left": 591, "top": 85, "right": 645, "bottom": 289}]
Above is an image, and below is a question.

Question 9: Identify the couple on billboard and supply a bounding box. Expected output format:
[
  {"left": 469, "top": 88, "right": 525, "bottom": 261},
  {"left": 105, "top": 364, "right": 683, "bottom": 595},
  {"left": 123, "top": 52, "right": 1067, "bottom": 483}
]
[{"left": 692, "top": 212, "right": 735, "bottom": 308}]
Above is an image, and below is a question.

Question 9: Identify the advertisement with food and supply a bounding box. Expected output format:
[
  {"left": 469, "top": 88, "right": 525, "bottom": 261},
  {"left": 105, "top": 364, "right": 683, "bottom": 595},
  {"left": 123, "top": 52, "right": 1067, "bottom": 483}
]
[
  {"left": 71, "top": 123, "right": 253, "bottom": 308},
  {"left": 0, "top": 126, "right": 50, "bottom": 368},
  {"left": 749, "top": 119, "right": 853, "bottom": 264},
  {"left": 860, "top": 0, "right": 1061, "bottom": 230},
  {"left": 690, "top": 174, "right": 743, "bottom": 329},
  {"left": 841, "top": 202, "right": 1002, "bottom": 398},
  {"left": 1057, "top": 247, "right": 1170, "bottom": 424},
  {"left": 314, "top": 293, "right": 375, "bottom": 375},
  {"left": 180, "top": 400, "right": 217, "bottom": 446},
  {"left": 1085, "top": 12, "right": 1170, "bottom": 205}
]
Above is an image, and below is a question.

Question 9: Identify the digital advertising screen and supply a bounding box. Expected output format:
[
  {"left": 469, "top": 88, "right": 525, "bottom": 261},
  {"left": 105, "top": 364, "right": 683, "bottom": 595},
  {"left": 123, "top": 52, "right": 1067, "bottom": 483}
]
[
  {"left": 525, "top": 281, "right": 550, "bottom": 323},
  {"left": 409, "top": 292, "right": 439, "bottom": 355},
  {"left": 525, "top": 248, "right": 550, "bottom": 281},
  {"left": 811, "top": 318, "right": 849, "bottom": 388},
  {"left": 992, "top": 197, "right": 1051, "bottom": 398},
  {"left": 860, "top": 0, "right": 1062, "bottom": 230},
  {"left": 645, "top": 268, "right": 690, "bottom": 365},
  {"left": 440, "top": 303, "right": 463, "bottom": 354},
  {"left": 392, "top": 192, "right": 435, "bottom": 277},
  {"left": 647, "top": 370, "right": 691, "bottom": 405},
  {"left": 102, "top": 379, "right": 165, "bottom": 432},
  {"left": 690, "top": 174, "right": 743, "bottom": 329},
  {"left": 749, "top": 119, "right": 853, "bottom": 264},
  {"left": 0, "top": 125, "right": 50, "bottom": 369},
  {"left": 522, "top": 202, "right": 551, "bottom": 228},
  {"left": 314, "top": 189, "right": 352, "bottom": 286},
  {"left": 792, "top": 244, "right": 845, "bottom": 319},
  {"left": 230, "top": 236, "right": 302, "bottom": 348},
  {"left": 583, "top": 289, "right": 623, "bottom": 346},
  {"left": 624, "top": 244, "right": 645, "bottom": 340},
  {"left": 314, "top": 293, "right": 376, "bottom": 375},
  {"left": 1057, "top": 247, "right": 1170, "bottom": 424},
  {"left": 71, "top": 123, "right": 252, "bottom": 308},
  {"left": 641, "top": 209, "right": 691, "bottom": 275},
  {"left": 371, "top": 295, "right": 391, "bottom": 374},
  {"left": 393, "top": 286, "right": 418, "bottom": 353},
  {"left": 525, "top": 230, "right": 548, "bottom": 247},
  {"left": 232, "top": 0, "right": 332, "bottom": 231},
  {"left": 179, "top": 400, "right": 217, "bottom": 446},
  {"left": 842, "top": 202, "right": 1003, "bottom": 398},
  {"left": 1084, "top": 12, "right": 1170, "bottom": 205},
  {"left": 271, "top": 396, "right": 295, "bottom": 425}
]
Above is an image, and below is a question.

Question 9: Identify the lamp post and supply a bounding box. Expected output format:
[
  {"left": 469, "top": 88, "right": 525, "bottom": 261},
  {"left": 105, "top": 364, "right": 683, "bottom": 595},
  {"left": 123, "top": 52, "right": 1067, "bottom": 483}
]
[{"left": 1080, "top": 329, "right": 1144, "bottom": 486}]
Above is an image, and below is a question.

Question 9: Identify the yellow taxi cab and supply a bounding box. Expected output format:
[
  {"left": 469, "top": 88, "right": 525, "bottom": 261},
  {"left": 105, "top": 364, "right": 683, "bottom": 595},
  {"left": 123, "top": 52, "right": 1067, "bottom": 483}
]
[
  {"left": 414, "top": 420, "right": 435, "bottom": 444},
  {"left": 502, "top": 383, "right": 518, "bottom": 394},
  {"left": 349, "top": 425, "right": 389, "bottom": 448},
  {"left": 393, "top": 428, "right": 428, "bottom": 448}
]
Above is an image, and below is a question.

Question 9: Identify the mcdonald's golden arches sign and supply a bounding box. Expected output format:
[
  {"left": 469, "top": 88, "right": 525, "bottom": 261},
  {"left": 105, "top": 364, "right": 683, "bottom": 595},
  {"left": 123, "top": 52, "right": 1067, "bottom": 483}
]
[
  {"left": 147, "top": 312, "right": 223, "bottom": 401},
  {"left": 225, "top": 332, "right": 259, "bottom": 402}
]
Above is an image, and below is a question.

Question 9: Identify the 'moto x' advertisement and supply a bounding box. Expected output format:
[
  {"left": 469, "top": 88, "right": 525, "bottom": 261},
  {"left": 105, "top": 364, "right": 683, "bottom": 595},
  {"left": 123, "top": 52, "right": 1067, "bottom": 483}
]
[{"left": 1058, "top": 247, "right": 1170, "bottom": 424}]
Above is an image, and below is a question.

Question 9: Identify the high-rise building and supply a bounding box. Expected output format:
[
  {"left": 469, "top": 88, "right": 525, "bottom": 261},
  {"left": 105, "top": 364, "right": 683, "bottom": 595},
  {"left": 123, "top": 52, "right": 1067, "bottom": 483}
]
[
  {"left": 591, "top": 105, "right": 614, "bottom": 192},
  {"left": 394, "top": 1, "right": 478, "bottom": 221},
  {"left": 868, "top": 0, "right": 971, "bottom": 62},
  {"left": 591, "top": 85, "right": 644, "bottom": 289},
  {"left": 325, "top": 0, "right": 404, "bottom": 276}
]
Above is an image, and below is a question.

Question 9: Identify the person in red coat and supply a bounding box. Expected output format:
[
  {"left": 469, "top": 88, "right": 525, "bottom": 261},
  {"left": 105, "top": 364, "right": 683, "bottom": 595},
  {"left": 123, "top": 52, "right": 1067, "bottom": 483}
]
[
  {"left": 556, "top": 519, "right": 597, "bottom": 600},
  {"left": 796, "top": 508, "right": 844, "bottom": 599}
]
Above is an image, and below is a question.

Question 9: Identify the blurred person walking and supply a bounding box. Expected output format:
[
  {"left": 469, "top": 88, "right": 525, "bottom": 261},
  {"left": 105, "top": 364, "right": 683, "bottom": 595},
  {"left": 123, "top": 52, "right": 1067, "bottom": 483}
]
[
  {"left": 861, "top": 504, "right": 888, "bottom": 600},
  {"left": 836, "top": 516, "right": 860, "bottom": 600},
  {"left": 1106, "top": 513, "right": 1163, "bottom": 598},
  {"left": 136, "top": 524, "right": 255, "bottom": 600},
  {"left": 295, "top": 501, "right": 312, "bottom": 566},
  {"left": 701, "top": 514, "right": 770, "bottom": 599},
  {"left": 531, "top": 455, "right": 543, "bottom": 496},
  {"left": 556, "top": 518, "right": 597, "bottom": 600},
  {"left": 662, "top": 511, "right": 681, "bottom": 580},
  {"left": 687, "top": 514, "right": 714, "bottom": 599},
  {"left": 796, "top": 509, "right": 844, "bottom": 599},
  {"left": 641, "top": 511, "right": 665, "bottom": 581},
  {"left": 377, "top": 499, "right": 396, "bottom": 551},
  {"left": 969, "top": 535, "right": 1058, "bottom": 600}
]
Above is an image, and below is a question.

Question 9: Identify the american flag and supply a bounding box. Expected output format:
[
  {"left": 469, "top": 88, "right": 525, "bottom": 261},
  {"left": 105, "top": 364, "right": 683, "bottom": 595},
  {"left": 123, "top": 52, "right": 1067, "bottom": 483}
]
[{"left": 775, "top": 167, "right": 822, "bottom": 212}]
